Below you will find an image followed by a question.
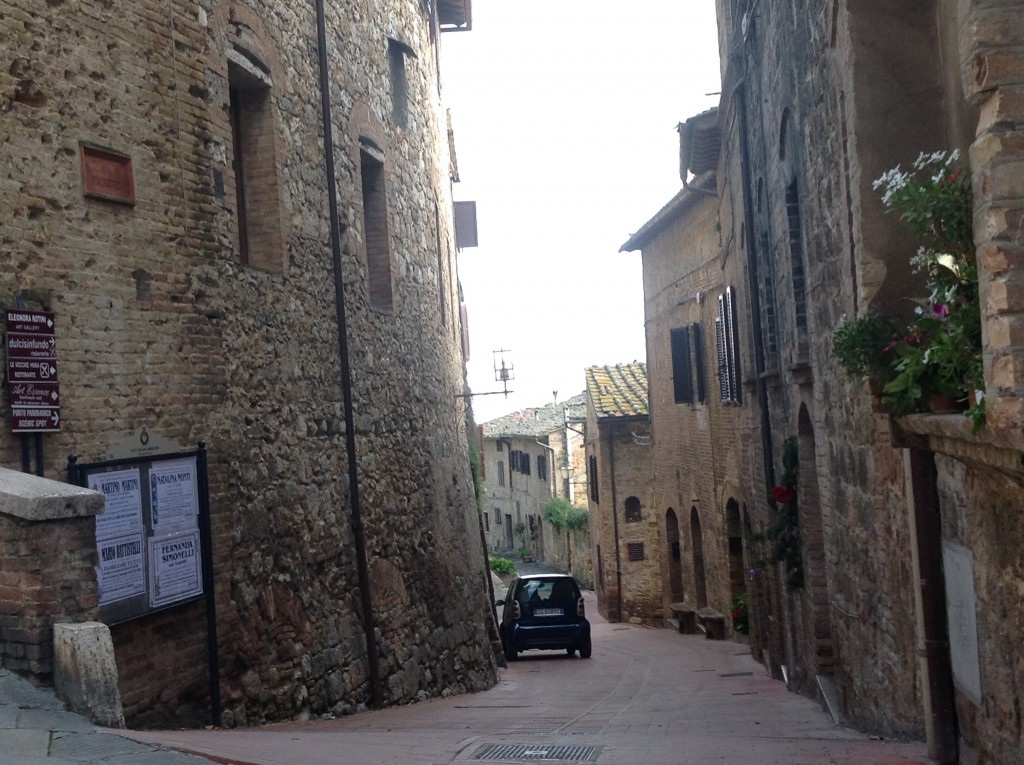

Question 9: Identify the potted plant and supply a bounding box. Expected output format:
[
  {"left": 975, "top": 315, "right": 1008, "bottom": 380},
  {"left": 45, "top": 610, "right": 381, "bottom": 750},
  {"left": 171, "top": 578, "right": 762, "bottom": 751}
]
[
  {"left": 831, "top": 313, "right": 899, "bottom": 401},
  {"left": 839, "top": 149, "right": 987, "bottom": 429},
  {"left": 874, "top": 150, "right": 982, "bottom": 423}
]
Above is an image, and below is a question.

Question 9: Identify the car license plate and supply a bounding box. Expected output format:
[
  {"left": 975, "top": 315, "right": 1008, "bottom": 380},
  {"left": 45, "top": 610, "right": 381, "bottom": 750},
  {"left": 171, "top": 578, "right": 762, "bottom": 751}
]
[{"left": 533, "top": 607, "right": 563, "bottom": 616}]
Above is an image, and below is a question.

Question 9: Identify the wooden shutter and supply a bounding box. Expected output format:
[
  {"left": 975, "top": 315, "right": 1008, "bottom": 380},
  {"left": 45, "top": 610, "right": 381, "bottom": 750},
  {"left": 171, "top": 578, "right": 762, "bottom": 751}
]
[
  {"left": 670, "top": 327, "right": 694, "bottom": 404},
  {"left": 725, "top": 286, "right": 741, "bottom": 403},
  {"left": 715, "top": 299, "right": 729, "bottom": 402},
  {"left": 693, "top": 322, "right": 707, "bottom": 403}
]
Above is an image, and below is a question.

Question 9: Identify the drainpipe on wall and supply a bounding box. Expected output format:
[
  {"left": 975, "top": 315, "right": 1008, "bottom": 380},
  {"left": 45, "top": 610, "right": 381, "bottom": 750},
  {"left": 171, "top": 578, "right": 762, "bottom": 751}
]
[
  {"left": 732, "top": 78, "right": 776, "bottom": 494},
  {"left": 314, "top": 0, "right": 381, "bottom": 709}
]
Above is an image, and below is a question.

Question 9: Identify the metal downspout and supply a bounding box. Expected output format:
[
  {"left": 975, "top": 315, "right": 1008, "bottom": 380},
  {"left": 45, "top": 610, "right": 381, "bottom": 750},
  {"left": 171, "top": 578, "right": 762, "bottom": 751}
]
[
  {"left": 314, "top": 0, "right": 381, "bottom": 709},
  {"left": 732, "top": 81, "right": 776, "bottom": 493}
]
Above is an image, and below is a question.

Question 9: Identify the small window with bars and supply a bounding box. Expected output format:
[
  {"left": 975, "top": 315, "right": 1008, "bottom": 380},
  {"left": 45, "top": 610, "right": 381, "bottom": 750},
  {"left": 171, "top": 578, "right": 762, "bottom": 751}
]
[{"left": 627, "top": 542, "right": 645, "bottom": 562}]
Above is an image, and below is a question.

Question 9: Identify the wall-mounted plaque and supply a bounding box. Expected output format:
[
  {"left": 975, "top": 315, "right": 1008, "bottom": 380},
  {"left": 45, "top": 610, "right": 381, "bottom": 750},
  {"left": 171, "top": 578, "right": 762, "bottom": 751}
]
[{"left": 81, "top": 144, "right": 136, "bottom": 205}]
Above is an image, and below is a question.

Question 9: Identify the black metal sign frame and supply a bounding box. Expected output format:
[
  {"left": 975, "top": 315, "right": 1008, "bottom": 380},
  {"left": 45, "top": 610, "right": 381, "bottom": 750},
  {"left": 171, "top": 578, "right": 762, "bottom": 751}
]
[{"left": 68, "top": 442, "right": 221, "bottom": 724}]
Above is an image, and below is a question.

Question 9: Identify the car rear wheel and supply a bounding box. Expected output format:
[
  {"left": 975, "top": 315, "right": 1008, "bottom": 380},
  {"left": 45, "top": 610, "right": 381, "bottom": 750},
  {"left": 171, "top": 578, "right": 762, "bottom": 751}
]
[
  {"left": 566, "top": 647, "right": 576, "bottom": 657},
  {"left": 579, "top": 640, "right": 592, "bottom": 659}
]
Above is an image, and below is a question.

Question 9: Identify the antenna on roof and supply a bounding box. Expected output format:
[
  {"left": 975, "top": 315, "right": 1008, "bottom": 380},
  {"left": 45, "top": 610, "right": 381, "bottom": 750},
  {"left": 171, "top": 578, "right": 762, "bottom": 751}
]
[{"left": 454, "top": 349, "right": 515, "bottom": 400}]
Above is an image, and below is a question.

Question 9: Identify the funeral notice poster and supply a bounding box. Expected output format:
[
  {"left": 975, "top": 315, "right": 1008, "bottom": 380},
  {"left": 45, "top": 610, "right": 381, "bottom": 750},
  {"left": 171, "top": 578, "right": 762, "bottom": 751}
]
[
  {"left": 97, "top": 533, "right": 146, "bottom": 606},
  {"left": 88, "top": 468, "right": 144, "bottom": 540},
  {"left": 148, "top": 457, "right": 199, "bottom": 535},
  {"left": 150, "top": 532, "right": 203, "bottom": 607}
]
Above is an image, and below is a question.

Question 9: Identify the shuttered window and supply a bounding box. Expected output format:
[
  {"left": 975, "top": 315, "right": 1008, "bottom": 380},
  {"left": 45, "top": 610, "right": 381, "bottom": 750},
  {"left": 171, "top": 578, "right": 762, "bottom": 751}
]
[
  {"left": 716, "top": 287, "right": 741, "bottom": 404},
  {"left": 670, "top": 327, "right": 694, "bottom": 403}
]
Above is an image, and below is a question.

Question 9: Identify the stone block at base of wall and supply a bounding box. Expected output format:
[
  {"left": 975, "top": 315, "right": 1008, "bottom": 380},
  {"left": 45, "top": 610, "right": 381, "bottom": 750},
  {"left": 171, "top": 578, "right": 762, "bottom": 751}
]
[{"left": 53, "top": 622, "right": 125, "bottom": 728}]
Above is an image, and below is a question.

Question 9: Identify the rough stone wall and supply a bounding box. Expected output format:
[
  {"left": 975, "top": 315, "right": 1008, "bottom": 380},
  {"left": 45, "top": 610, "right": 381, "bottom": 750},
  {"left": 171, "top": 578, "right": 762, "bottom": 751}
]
[
  {"left": 1, "top": 0, "right": 496, "bottom": 727},
  {"left": 709, "top": 2, "right": 1024, "bottom": 758},
  {"left": 935, "top": 455, "right": 1024, "bottom": 763},
  {"left": 712, "top": 0, "right": 949, "bottom": 737}
]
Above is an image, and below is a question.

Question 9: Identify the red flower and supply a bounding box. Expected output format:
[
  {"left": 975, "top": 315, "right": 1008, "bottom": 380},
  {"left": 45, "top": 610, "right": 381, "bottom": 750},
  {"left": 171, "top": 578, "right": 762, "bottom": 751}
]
[{"left": 772, "top": 485, "right": 796, "bottom": 505}]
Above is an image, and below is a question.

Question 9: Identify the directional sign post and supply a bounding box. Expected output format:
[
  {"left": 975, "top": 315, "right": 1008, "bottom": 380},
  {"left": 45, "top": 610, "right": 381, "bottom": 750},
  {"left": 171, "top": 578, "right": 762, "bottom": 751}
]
[{"left": 5, "top": 309, "right": 61, "bottom": 433}]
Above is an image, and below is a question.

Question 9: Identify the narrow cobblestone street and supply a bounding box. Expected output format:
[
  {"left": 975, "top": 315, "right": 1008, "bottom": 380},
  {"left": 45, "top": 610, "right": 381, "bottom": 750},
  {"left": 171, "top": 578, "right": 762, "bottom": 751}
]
[{"left": 117, "top": 588, "right": 930, "bottom": 765}]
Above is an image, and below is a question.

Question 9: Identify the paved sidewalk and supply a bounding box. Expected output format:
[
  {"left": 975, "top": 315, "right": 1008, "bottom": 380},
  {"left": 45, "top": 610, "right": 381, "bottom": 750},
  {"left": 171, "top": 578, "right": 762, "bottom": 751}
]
[{"left": 0, "top": 669, "right": 213, "bottom": 765}]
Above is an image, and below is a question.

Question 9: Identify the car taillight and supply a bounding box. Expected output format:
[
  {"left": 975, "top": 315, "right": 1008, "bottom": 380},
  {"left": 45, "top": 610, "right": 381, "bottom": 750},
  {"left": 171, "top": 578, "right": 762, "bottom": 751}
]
[
  {"left": 511, "top": 600, "right": 521, "bottom": 620},
  {"left": 577, "top": 597, "right": 585, "bottom": 617}
]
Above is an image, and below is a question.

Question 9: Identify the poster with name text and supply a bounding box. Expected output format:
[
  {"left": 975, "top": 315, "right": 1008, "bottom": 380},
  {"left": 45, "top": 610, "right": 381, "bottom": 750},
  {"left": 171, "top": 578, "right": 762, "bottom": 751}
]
[
  {"left": 148, "top": 457, "right": 199, "bottom": 535},
  {"left": 97, "top": 533, "right": 146, "bottom": 606},
  {"left": 150, "top": 532, "right": 203, "bottom": 608},
  {"left": 88, "top": 468, "right": 144, "bottom": 540}
]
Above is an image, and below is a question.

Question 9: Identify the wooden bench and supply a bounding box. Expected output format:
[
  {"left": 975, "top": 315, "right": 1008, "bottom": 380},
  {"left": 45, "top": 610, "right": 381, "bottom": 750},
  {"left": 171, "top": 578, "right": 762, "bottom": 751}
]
[
  {"left": 669, "top": 602, "right": 698, "bottom": 634},
  {"left": 696, "top": 607, "right": 726, "bottom": 640}
]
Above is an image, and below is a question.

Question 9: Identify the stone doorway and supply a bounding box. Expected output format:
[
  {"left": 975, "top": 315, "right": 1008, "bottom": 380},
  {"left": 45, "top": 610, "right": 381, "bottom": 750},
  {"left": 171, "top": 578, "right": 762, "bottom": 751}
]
[
  {"left": 665, "top": 508, "right": 684, "bottom": 603},
  {"left": 690, "top": 506, "right": 708, "bottom": 608}
]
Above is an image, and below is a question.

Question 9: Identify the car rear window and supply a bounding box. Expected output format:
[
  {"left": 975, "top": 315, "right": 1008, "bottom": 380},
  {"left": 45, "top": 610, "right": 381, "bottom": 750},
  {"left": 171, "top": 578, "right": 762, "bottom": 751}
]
[{"left": 517, "top": 578, "right": 578, "bottom": 604}]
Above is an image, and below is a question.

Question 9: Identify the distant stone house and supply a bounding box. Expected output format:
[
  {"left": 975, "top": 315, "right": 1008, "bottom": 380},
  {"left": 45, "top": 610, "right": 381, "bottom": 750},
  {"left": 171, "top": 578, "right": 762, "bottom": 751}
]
[
  {"left": 0, "top": 0, "right": 496, "bottom": 729},
  {"left": 620, "top": 108, "right": 751, "bottom": 630},
  {"left": 585, "top": 363, "right": 659, "bottom": 623},
  {"left": 478, "top": 394, "right": 591, "bottom": 586}
]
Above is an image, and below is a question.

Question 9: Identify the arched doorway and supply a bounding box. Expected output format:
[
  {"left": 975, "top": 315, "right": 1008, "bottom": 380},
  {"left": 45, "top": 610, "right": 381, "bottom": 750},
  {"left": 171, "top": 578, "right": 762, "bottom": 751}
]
[
  {"left": 726, "top": 499, "right": 746, "bottom": 632},
  {"left": 690, "top": 506, "right": 708, "bottom": 608},
  {"left": 665, "top": 508, "right": 684, "bottom": 604},
  {"left": 798, "top": 405, "right": 835, "bottom": 676}
]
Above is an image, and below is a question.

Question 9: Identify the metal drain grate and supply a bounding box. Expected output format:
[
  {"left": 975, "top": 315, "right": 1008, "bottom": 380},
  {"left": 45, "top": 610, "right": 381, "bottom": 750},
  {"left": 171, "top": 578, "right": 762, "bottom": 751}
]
[{"left": 472, "top": 743, "right": 601, "bottom": 762}]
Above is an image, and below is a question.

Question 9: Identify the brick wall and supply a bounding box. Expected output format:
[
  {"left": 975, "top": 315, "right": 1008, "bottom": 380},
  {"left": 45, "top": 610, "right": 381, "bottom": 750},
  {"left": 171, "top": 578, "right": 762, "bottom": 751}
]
[
  {"left": 638, "top": 192, "right": 752, "bottom": 625},
  {"left": 0, "top": 514, "right": 99, "bottom": 680}
]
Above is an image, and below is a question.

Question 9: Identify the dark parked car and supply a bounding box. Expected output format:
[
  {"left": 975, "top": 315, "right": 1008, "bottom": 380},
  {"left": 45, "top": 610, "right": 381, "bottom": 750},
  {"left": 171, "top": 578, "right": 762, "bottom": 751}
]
[{"left": 497, "top": 574, "right": 591, "bottom": 660}]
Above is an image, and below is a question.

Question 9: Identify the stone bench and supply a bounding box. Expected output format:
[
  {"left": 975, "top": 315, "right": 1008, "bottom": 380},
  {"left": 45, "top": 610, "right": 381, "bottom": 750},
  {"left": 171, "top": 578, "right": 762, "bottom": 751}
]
[
  {"left": 697, "top": 607, "right": 726, "bottom": 640},
  {"left": 669, "top": 602, "right": 698, "bottom": 634}
]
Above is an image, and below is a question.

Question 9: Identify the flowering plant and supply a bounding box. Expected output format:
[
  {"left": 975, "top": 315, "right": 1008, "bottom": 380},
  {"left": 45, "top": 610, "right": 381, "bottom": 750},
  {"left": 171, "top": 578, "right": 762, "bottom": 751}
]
[
  {"left": 771, "top": 485, "right": 796, "bottom": 505},
  {"left": 839, "top": 150, "right": 985, "bottom": 427},
  {"left": 756, "top": 438, "right": 802, "bottom": 589}
]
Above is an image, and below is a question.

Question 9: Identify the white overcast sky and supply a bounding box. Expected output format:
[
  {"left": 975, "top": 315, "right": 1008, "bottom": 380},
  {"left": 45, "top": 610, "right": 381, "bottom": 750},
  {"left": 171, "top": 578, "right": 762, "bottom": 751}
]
[{"left": 440, "top": 2, "right": 723, "bottom": 423}]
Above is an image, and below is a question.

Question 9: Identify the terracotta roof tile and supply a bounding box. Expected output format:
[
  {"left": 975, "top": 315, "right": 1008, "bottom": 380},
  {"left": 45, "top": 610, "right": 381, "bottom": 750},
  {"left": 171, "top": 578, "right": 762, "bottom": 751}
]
[{"left": 585, "top": 362, "right": 648, "bottom": 419}]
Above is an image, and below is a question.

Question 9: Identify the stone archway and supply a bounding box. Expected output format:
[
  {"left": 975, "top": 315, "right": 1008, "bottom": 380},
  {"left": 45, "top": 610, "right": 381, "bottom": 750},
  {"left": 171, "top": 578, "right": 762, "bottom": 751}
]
[
  {"left": 665, "top": 508, "right": 685, "bottom": 604},
  {"left": 690, "top": 506, "right": 708, "bottom": 608}
]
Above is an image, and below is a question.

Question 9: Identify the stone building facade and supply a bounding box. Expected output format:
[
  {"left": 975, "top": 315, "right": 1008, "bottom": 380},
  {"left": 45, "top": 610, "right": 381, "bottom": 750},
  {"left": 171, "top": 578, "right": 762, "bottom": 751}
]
[
  {"left": 584, "top": 363, "right": 659, "bottom": 624},
  {"left": 702, "top": 1, "right": 1024, "bottom": 763},
  {"left": 621, "top": 110, "right": 752, "bottom": 632},
  {"left": 1, "top": 0, "right": 497, "bottom": 728},
  {"left": 478, "top": 394, "right": 591, "bottom": 586}
]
